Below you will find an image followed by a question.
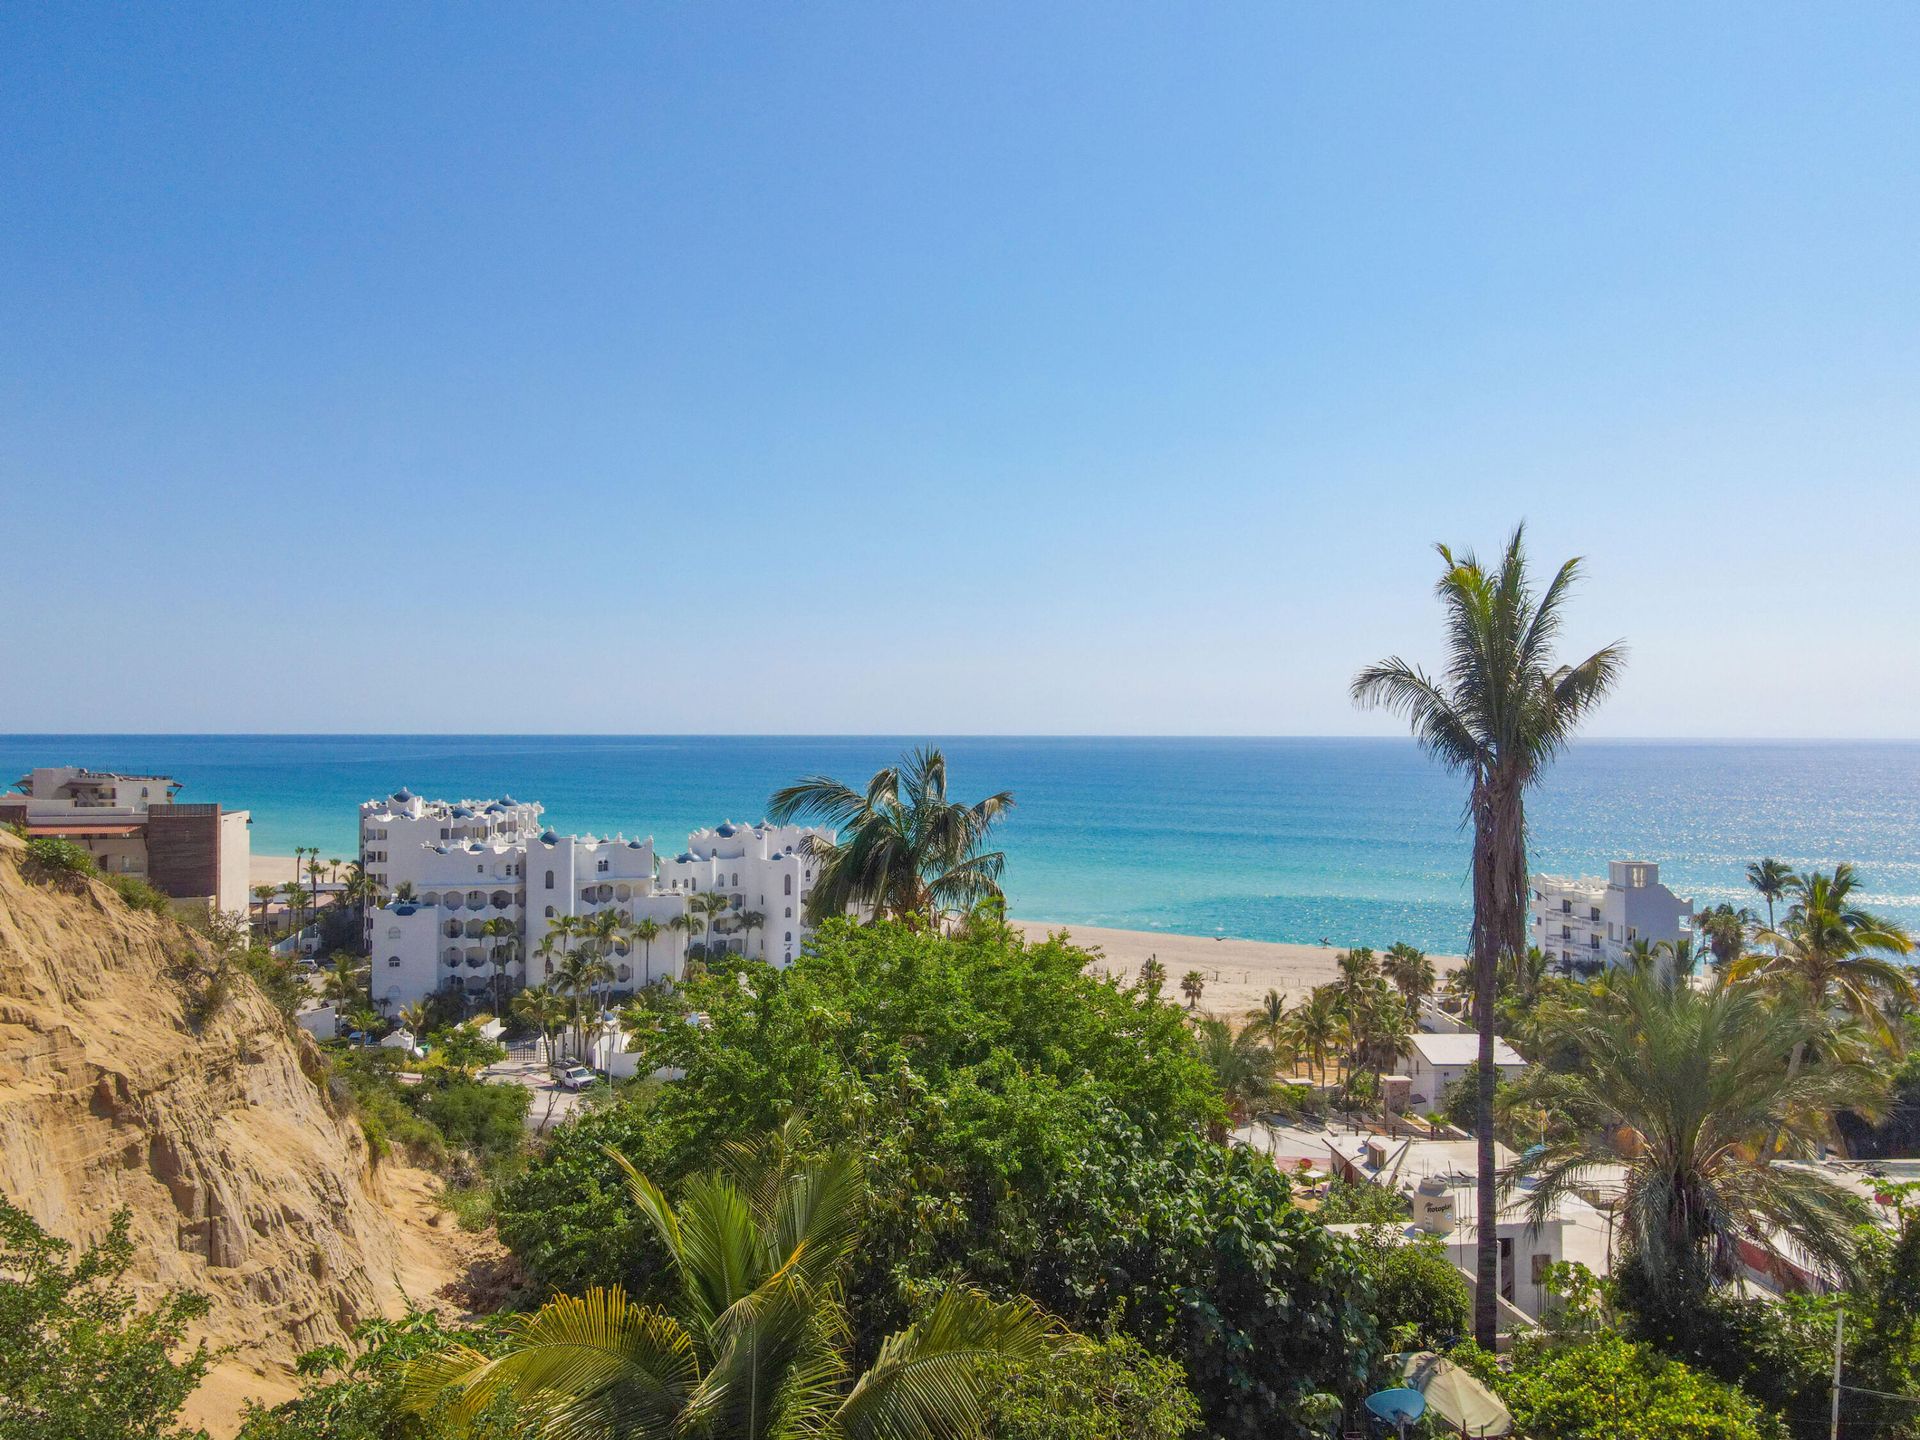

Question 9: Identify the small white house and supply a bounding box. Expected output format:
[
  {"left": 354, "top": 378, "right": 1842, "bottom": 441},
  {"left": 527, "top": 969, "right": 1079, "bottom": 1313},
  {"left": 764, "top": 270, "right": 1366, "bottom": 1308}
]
[{"left": 1405, "top": 1033, "right": 1527, "bottom": 1116}]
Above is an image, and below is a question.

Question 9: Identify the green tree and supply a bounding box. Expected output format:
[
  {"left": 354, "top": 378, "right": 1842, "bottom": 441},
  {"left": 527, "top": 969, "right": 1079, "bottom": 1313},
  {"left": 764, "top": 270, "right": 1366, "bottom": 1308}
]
[
  {"left": 1243, "top": 988, "right": 1290, "bottom": 1049},
  {"left": 1285, "top": 987, "right": 1346, "bottom": 1084},
  {"left": 512, "top": 984, "right": 570, "bottom": 1067},
  {"left": 1747, "top": 857, "right": 1794, "bottom": 935},
  {"left": 480, "top": 916, "right": 518, "bottom": 1015},
  {"left": 1510, "top": 966, "right": 1879, "bottom": 1301},
  {"left": 408, "top": 1138, "right": 1062, "bottom": 1439},
  {"left": 0, "top": 1199, "right": 212, "bottom": 1440},
  {"left": 1178, "top": 969, "right": 1205, "bottom": 1009},
  {"left": 768, "top": 746, "right": 1014, "bottom": 923},
  {"left": 417, "top": 1081, "right": 531, "bottom": 1161},
  {"left": 1382, "top": 942, "right": 1435, "bottom": 1016},
  {"left": 981, "top": 1332, "right": 1199, "bottom": 1440},
  {"left": 1346, "top": 1225, "right": 1470, "bottom": 1351},
  {"left": 1192, "top": 1017, "right": 1280, "bottom": 1123},
  {"left": 22, "top": 835, "right": 97, "bottom": 890},
  {"left": 1478, "top": 1332, "right": 1784, "bottom": 1440},
  {"left": 629, "top": 916, "right": 663, "bottom": 987},
  {"left": 1352, "top": 522, "right": 1625, "bottom": 1346},
  {"left": 431, "top": 1023, "right": 507, "bottom": 1082}
]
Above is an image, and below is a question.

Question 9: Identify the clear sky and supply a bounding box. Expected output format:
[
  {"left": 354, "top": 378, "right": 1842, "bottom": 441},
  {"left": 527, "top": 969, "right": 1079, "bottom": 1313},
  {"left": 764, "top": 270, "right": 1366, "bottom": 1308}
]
[{"left": 4, "top": 5, "right": 1917, "bottom": 737}]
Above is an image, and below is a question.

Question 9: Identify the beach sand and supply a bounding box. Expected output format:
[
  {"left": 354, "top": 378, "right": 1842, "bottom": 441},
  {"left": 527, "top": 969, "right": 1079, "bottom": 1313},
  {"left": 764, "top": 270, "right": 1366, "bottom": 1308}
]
[{"left": 1010, "top": 918, "right": 1463, "bottom": 1017}]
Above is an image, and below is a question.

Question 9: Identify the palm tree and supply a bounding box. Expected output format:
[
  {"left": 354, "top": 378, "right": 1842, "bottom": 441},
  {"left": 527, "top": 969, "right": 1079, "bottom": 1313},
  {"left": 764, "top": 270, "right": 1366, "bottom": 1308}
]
[
  {"left": 1508, "top": 966, "right": 1879, "bottom": 1300},
  {"left": 737, "top": 909, "right": 766, "bottom": 960},
  {"left": 279, "top": 879, "right": 307, "bottom": 941},
  {"left": 1244, "top": 988, "right": 1290, "bottom": 1047},
  {"left": 768, "top": 747, "right": 1014, "bottom": 924},
  {"left": 481, "top": 915, "right": 518, "bottom": 1015},
  {"left": 511, "top": 985, "right": 570, "bottom": 1068},
  {"left": 1731, "top": 866, "right": 1916, "bottom": 1066},
  {"left": 393, "top": 880, "right": 417, "bottom": 903},
  {"left": 1286, "top": 987, "right": 1346, "bottom": 1084},
  {"left": 689, "top": 891, "right": 731, "bottom": 959},
  {"left": 1137, "top": 955, "right": 1167, "bottom": 995},
  {"left": 395, "top": 1001, "right": 429, "bottom": 1038},
  {"left": 1179, "top": 969, "right": 1206, "bottom": 1009},
  {"left": 1194, "top": 1017, "right": 1282, "bottom": 1123},
  {"left": 1694, "top": 903, "right": 1754, "bottom": 970},
  {"left": 1331, "top": 946, "right": 1380, "bottom": 1019},
  {"left": 669, "top": 910, "right": 700, "bottom": 974},
  {"left": 1352, "top": 523, "right": 1625, "bottom": 1347},
  {"left": 1383, "top": 942, "right": 1436, "bottom": 1017},
  {"left": 303, "top": 848, "right": 325, "bottom": 915},
  {"left": 552, "top": 950, "right": 615, "bottom": 1061},
  {"left": 250, "top": 883, "right": 277, "bottom": 932},
  {"left": 630, "top": 916, "right": 663, "bottom": 987},
  {"left": 1748, "top": 857, "right": 1794, "bottom": 935},
  {"left": 405, "top": 1136, "right": 1061, "bottom": 1438}
]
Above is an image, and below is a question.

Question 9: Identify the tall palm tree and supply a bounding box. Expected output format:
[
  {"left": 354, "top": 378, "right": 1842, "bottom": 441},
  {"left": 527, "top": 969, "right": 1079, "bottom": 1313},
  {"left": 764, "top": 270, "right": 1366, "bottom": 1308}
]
[
  {"left": 768, "top": 747, "right": 1014, "bottom": 924},
  {"left": 689, "top": 891, "right": 731, "bottom": 959},
  {"left": 1508, "top": 966, "right": 1880, "bottom": 1299},
  {"left": 1180, "top": 970, "right": 1206, "bottom": 1009},
  {"left": 552, "top": 950, "right": 615, "bottom": 1060},
  {"left": 1730, "top": 866, "right": 1915, "bottom": 1062},
  {"left": 1352, "top": 523, "right": 1625, "bottom": 1347},
  {"left": 481, "top": 915, "right": 518, "bottom": 1015},
  {"left": 1244, "top": 988, "right": 1290, "bottom": 1048},
  {"left": 737, "top": 909, "right": 766, "bottom": 960},
  {"left": 1694, "top": 903, "right": 1754, "bottom": 970},
  {"left": 669, "top": 910, "right": 700, "bottom": 974},
  {"left": 304, "top": 848, "right": 325, "bottom": 914},
  {"left": 1194, "top": 1017, "right": 1282, "bottom": 1124},
  {"left": 630, "top": 916, "right": 663, "bottom": 987},
  {"left": 1383, "top": 942, "right": 1436, "bottom": 1017},
  {"left": 1285, "top": 987, "right": 1346, "bottom": 1085},
  {"left": 512, "top": 985, "right": 570, "bottom": 1068},
  {"left": 279, "top": 879, "right": 307, "bottom": 941},
  {"left": 395, "top": 1001, "right": 429, "bottom": 1037},
  {"left": 1748, "top": 857, "right": 1794, "bottom": 935},
  {"left": 250, "top": 883, "right": 277, "bottom": 932},
  {"left": 1331, "top": 946, "right": 1380, "bottom": 1019},
  {"left": 405, "top": 1137, "right": 1061, "bottom": 1439}
]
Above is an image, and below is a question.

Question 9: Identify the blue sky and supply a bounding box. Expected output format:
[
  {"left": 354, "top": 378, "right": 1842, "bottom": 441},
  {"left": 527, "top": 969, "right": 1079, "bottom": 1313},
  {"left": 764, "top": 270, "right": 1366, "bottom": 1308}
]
[{"left": 4, "top": 5, "right": 1917, "bottom": 736}]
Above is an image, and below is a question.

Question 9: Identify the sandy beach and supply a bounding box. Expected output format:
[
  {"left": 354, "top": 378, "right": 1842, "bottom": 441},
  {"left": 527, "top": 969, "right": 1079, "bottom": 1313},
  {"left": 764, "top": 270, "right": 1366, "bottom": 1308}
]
[{"left": 1011, "top": 918, "right": 1463, "bottom": 1016}]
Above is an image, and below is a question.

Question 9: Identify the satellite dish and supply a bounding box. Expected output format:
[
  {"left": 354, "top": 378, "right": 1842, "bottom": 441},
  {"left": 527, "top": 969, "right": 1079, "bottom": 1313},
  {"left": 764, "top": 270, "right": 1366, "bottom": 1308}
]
[{"left": 1365, "top": 1387, "right": 1428, "bottom": 1435}]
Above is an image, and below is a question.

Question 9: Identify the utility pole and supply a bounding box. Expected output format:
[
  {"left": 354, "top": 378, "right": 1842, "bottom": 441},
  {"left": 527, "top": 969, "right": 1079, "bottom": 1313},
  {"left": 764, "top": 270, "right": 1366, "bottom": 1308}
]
[{"left": 1831, "top": 1309, "right": 1845, "bottom": 1440}]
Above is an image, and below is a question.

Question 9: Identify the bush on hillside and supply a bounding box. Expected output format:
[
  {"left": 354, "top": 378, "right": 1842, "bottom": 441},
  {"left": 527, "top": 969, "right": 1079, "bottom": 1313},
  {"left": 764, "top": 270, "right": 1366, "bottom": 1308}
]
[
  {"left": 20, "top": 836, "right": 96, "bottom": 890},
  {"left": 105, "top": 874, "right": 171, "bottom": 915},
  {"left": 1347, "top": 1224, "right": 1471, "bottom": 1351},
  {"left": 0, "top": 1199, "right": 212, "bottom": 1440}
]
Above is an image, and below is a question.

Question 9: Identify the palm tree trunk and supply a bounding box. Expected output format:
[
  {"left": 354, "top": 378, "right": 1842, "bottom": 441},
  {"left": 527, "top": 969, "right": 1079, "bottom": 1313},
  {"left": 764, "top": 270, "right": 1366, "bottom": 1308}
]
[{"left": 1469, "top": 771, "right": 1526, "bottom": 1350}]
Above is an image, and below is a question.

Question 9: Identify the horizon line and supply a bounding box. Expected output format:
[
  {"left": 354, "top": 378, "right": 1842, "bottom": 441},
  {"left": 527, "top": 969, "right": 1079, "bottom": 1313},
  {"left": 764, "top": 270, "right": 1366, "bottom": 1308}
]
[{"left": 4, "top": 731, "right": 1918, "bottom": 745}]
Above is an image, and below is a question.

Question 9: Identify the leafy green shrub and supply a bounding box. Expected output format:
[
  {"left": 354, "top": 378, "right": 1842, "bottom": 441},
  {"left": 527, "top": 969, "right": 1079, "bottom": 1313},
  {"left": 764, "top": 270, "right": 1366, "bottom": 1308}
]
[
  {"left": 105, "top": 874, "right": 171, "bottom": 915},
  {"left": 0, "top": 1199, "right": 212, "bottom": 1440},
  {"left": 1487, "top": 1333, "right": 1785, "bottom": 1440},
  {"left": 984, "top": 1332, "right": 1200, "bottom": 1440},
  {"left": 1026, "top": 1122, "right": 1379, "bottom": 1440},
  {"left": 1317, "top": 1176, "right": 1409, "bottom": 1223},
  {"left": 1347, "top": 1225, "right": 1470, "bottom": 1350},
  {"left": 20, "top": 836, "right": 96, "bottom": 890},
  {"left": 417, "top": 1080, "right": 529, "bottom": 1162}
]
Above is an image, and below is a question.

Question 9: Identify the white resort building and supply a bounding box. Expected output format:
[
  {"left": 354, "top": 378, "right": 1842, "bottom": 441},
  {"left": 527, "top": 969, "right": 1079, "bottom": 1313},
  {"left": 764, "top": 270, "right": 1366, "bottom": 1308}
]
[
  {"left": 358, "top": 789, "right": 830, "bottom": 1011},
  {"left": 1529, "top": 860, "right": 1693, "bottom": 973}
]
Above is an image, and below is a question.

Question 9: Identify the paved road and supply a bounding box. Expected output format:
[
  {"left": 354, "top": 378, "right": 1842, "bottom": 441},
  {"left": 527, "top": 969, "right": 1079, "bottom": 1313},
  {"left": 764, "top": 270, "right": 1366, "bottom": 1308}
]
[{"left": 480, "top": 1047, "right": 613, "bottom": 1131}]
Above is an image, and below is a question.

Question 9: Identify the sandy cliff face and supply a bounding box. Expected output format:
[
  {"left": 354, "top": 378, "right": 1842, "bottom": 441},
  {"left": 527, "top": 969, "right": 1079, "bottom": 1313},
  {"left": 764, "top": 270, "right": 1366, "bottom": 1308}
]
[{"left": 0, "top": 832, "right": 458, "bottom": 1432}]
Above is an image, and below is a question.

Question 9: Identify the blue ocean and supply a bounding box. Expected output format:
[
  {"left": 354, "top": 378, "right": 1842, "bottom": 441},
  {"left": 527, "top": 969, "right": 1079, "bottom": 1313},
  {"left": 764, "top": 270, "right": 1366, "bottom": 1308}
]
[{"left": 4, "top": 736, "right": 1917, "bottom": 954}]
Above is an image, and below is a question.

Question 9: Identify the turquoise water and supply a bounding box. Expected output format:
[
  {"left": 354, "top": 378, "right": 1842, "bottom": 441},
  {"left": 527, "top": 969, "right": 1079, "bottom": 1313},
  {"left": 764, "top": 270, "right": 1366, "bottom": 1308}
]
[{"left": 4, "top": 736, "right": 1917, "bottom": 953}]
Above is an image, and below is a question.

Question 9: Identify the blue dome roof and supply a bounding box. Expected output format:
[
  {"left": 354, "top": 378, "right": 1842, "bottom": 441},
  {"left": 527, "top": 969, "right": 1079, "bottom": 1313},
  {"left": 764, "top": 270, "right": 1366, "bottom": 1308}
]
[
  {"left": 716, "top": 822, "right": 737, "bottom": 837},
  {"left": 451, "top": 805, "right": 472, "bottom": 818},
  {"left": 628, "top": 840, "right": 643, "bottom": 848},
  {"left": 677, "top": 852, "right": 695, "bottom": 863},
  {"left": 392, "top": 788, "right": 413, "bottom": 803},
  {"left": 499, "top": 794, "right": 516, "bottom": 805},
  {"left": 540, "top": 829, "right": 559, "bottom": 845}
]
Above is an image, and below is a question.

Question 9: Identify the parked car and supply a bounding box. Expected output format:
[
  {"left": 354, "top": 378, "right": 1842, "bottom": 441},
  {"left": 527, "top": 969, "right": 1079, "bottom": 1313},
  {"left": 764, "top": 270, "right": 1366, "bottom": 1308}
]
[{"left": 556, "top": 1065, "right": 598, "bottom": 1091}]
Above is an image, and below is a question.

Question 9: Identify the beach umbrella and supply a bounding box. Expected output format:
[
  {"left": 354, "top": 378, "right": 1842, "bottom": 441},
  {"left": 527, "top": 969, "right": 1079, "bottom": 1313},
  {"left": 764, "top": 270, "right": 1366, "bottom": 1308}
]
[
  {"left": 1392, "top": 1351, "right": 1513, "bottom": 1437},
  {"left": 1364, "top": 1387, "right": 1426, "bottom": 1437}
]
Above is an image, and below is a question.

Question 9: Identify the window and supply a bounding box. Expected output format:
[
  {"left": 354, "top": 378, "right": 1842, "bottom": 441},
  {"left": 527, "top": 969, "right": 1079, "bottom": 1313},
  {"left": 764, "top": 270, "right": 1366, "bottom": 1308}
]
[
  {"left": 1590, "top": 934, "right": 1601, "bottom": 949},
  {"left": 598, "top": 859, "right": 609, "bottom": 873},
  {"left": 784, "top": 875, "right": 793, "bottom": 896},
  {"left": 1560, "top": 899, "right": 1572, "bottom": 914},
  {"left": 1531, "top": 1253, "right": 1551, "bottom": 1286},
  {"left": 477, "top": 863, "right": 484, "bottom": 873},
  {"left": 784, "top": 932, "right": 792, "bottom": 942},
  {"left": 545, "top": 869, "right": 555, "bottom": 889},
  {"left": 731, "top": 872, "right": 739, "bottom": 886},
  {"left": 387, "top": 956, "right": 401, "bottom": 968},
  {"left": 544, "top": 905, "right": 555, "bottom": 918},
  {"left": 387, "top": 927, "right": 401, "bottom": 939}
]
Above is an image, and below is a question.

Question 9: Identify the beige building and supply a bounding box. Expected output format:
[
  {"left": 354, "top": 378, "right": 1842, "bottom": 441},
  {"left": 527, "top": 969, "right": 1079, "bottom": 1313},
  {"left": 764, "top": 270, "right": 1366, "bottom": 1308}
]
[{"left": 3, "top": 766, "right": 251, "bottom": 919}]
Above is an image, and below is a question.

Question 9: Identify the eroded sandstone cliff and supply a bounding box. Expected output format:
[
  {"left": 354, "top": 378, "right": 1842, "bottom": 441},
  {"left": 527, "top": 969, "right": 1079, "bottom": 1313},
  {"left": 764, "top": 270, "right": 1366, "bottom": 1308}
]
[{"left": 0, "top": 831, "right": 460, "bottom": 1432}]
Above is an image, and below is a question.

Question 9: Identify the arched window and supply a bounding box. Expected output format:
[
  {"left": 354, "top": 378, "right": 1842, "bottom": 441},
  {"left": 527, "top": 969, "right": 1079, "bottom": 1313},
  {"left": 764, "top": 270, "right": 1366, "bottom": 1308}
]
[
  {"left": 784, "top": 874, "right": 793, "bottom": 896},
  {"left": 545, "top": 869, "right": 555, "bottom": 889},
  {"left": 784, "top": 932, "right": 792, "bottom": 942},
  {"left": 387, "top": 956, "right": 401, "bottom": 968},
  {"left": 544, "top": 905, "right": 555, "bottom": 918}
]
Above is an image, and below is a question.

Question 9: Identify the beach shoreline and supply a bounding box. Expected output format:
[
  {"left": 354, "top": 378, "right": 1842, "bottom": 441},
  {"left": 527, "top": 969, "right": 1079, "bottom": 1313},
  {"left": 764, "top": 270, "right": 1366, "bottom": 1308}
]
[{"left": 1010, "top": 918, "right": 1463, "bottom": 1015}]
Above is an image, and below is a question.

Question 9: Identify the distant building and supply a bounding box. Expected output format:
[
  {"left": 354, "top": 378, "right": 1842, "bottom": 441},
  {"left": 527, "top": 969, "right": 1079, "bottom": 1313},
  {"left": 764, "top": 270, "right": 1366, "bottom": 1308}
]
[
  {"left": 1530, "top": 860, "right": 1693, "bottom": 974},
  {"left": 357, "top": 789, "right": 832, "bottom": 1011},
  {"left": 1404, "top": 1032, "right": 1528, "bottom": 1116},
  {"left": 2, "top": 766, "right": 251, "bottom": 918}
]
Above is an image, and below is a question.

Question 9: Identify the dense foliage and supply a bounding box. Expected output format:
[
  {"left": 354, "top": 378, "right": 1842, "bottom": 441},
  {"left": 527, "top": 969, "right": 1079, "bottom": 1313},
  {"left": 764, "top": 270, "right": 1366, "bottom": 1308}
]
[
  {"left": 497, "top": 915, "right": 1386, "bottom": 1437},
  {"left": 1345, "top": 1225, "right": 1471, "bottom": 1351},
  {"left": 0, "top": 1200, "right": 212, "bottom": 1440},
  {"left": 982, "top": 1333, "right": 1200, "bottom": 1440},
  {"left": 1470, "top": 1333, "right": 1786, "bottom": 1440}
]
